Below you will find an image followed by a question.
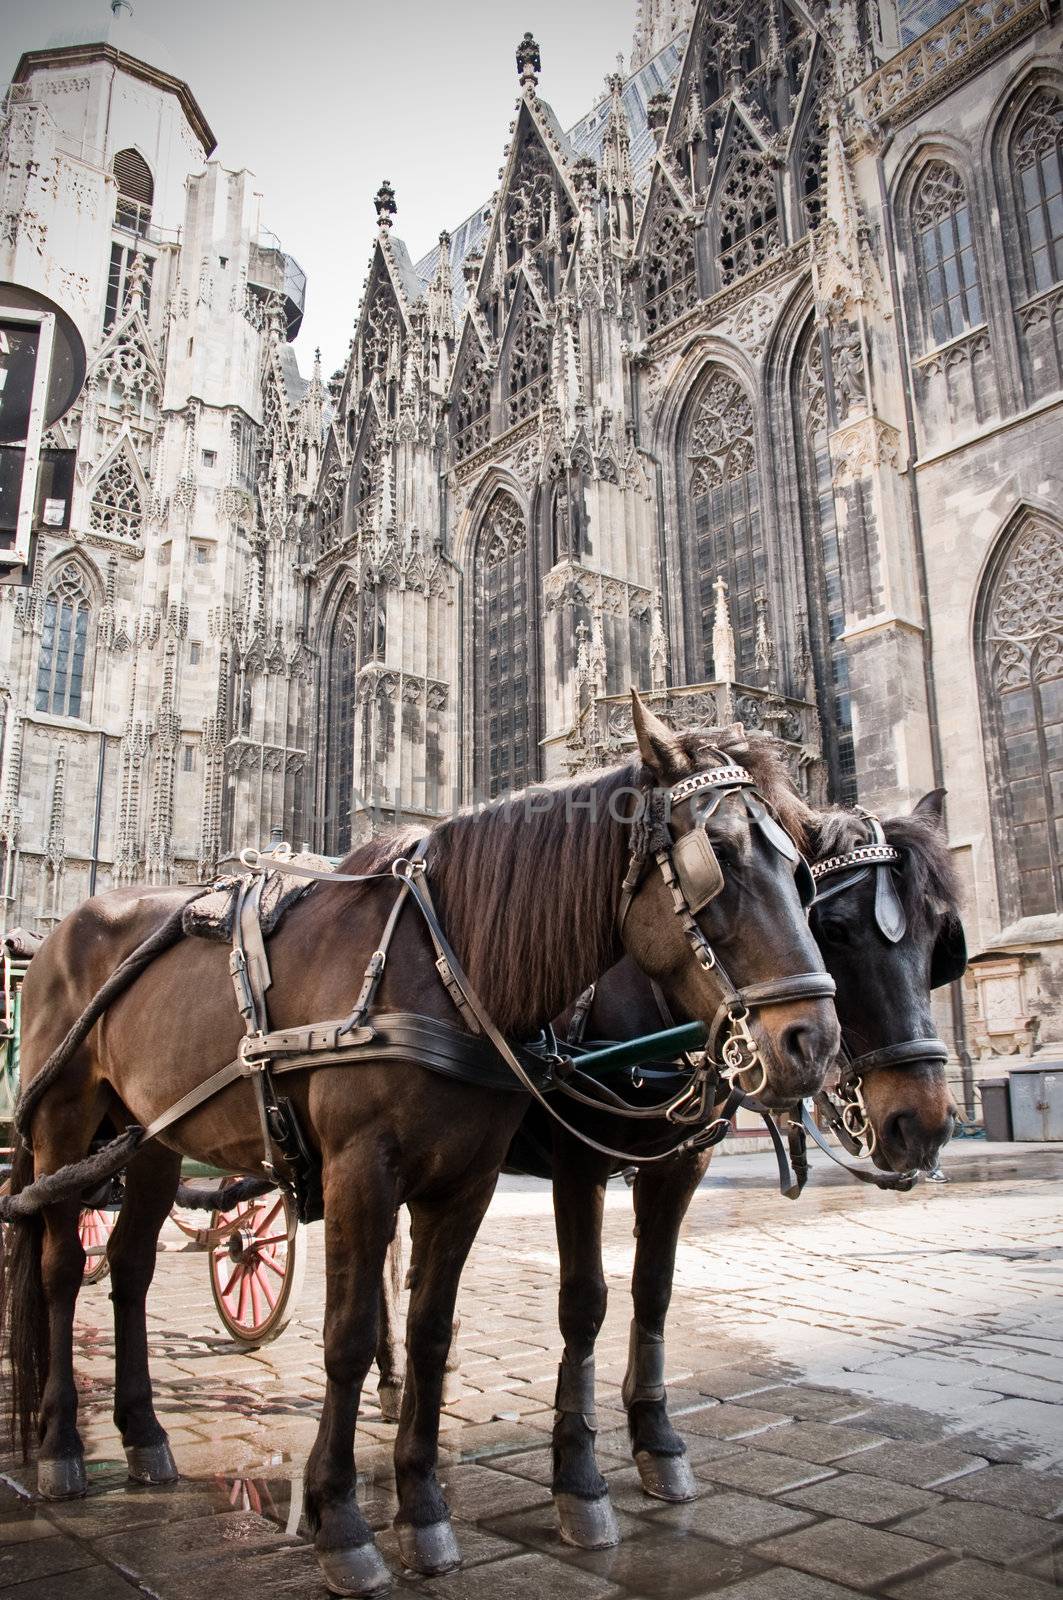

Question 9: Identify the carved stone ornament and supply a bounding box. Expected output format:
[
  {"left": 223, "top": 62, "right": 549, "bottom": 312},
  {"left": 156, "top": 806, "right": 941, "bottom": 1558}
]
[{"left": 829, "top": 415, "right": 902, "bottom": 482}]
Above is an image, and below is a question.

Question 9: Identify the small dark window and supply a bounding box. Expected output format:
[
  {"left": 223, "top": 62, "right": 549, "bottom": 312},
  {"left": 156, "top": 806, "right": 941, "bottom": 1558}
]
[
  {"left": 201, "top": 449, "right": 216, "bottom": 469},
  {"left": 182, "top": 744, "right": 196, "bottom": 772},
  {"left": 113, "top": 148, "right": 154, "bottom": 236},
  {"left": 190, "top": 640, "right": 202, "bottom": 665},
  {"left": 195, "top": 545, "right": 209, "bottom": 565}
]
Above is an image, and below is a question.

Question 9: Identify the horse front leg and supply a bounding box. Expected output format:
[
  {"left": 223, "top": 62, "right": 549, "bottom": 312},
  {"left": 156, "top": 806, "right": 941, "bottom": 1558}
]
[
  {"left": 392, "top": 1171, "right": 498, "bottom": 1577},
  {"left": 108, "top": 1142, "right": 182, "bottom": 1482},
  {"left": 305, "top": 1145, "right": 398, "bottom": 1598},
  {"left": 375, "top": 1219, "right": 405, "bottom": 1424},
  {"left": 625, "top": 1146, "right": 711, "bottom": 1502},
  {"left": 551, "top": 1137, "right": 618, "bottom": 1549}
]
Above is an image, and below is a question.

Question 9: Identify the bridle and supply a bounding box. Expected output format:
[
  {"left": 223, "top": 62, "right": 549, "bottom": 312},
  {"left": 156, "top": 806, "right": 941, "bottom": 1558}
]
[
  {"left": 617, "top": 762, "right": 834, "bottom": 1105},
  {"left": 807, "top": 809, "right": 949, "bottom": 1169}
]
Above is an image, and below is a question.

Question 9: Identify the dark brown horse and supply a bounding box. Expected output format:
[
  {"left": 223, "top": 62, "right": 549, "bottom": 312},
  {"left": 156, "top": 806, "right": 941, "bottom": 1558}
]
[
  {"left": 518, "top": 789, "right": 966, "bottom": 1547},
  {"left": 0, "top": 697, "right": 838, "bottom": 1597}
]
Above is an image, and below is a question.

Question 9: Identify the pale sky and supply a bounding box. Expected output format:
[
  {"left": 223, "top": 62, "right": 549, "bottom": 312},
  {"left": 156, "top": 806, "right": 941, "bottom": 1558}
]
[{"left": 4, "top": 0, "right": 638, "bottom": 376}]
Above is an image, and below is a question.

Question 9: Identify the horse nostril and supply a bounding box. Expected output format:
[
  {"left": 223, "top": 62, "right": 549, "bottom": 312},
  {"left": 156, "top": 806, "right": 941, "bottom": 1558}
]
[
  {"left": 884, "top": 1110, "right": 920, "bottom": 1161},
  {"left": 780, "top": 1023, "right": 823, "bottom": 1084}
]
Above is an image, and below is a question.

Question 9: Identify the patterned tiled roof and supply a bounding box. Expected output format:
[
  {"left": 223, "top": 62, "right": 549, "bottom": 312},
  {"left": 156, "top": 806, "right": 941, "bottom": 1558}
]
[
  {"left": 413, "top": 35, "right": 686, "bottom": 319},
  {"left": 898, "top": 0, "right": 964, "bottom": 43}
]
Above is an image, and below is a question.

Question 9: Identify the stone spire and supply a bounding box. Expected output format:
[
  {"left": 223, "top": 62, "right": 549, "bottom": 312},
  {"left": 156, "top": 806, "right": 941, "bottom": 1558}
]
[
  {"left": 712, "top": 575, "right": 736, "bottom": 685},
  {"left": 427, "top": 231, "right": 455, "bottom": 342},
  {"left": 601, "top": 72, "right": 635, "bottom": 245},
  {"left": 631, "top": 0, "right": 694, "bottom": 74}
]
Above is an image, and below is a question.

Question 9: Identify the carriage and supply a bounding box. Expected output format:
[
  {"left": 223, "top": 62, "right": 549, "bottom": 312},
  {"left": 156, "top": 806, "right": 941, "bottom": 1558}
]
[{"left": 2, "top": 930, "right": 306, "bottom": 1348}]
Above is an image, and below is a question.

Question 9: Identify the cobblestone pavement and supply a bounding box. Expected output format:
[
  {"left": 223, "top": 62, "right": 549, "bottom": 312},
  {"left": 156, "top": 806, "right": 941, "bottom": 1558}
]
[{"left": 2, "top": 1140, "right": 1062, "bottom": 1599}]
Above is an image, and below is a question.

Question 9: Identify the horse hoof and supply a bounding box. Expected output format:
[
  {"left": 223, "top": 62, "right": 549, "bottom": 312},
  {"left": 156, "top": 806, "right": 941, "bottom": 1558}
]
[
  {"left": 125, "top": 1441, "right": 179, "bottom": 1485},
  {"left": 318, "top": 1543, "right": 392, "bottom": 1597},
  {"left": 555, "top": 1492, "right": 621, "bottom": 1549},
  {"left": 377, "top": 1381, "right": 403, "bottom": 1424},
  {"left": 37, "top": 1456, "right": 87, "bottom": 1500},
  {"left": 634, "top": 1449, "right": 697, "bottom": 1502},
  {"left": 396, "top": 1518, "right": 461, "bottom": 1575}
]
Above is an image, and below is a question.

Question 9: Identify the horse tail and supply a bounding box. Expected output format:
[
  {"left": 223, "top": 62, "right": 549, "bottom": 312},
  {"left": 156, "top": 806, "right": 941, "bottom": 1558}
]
[{"left": 0, "top": 1138, "right": 48, "bottom": 1457}]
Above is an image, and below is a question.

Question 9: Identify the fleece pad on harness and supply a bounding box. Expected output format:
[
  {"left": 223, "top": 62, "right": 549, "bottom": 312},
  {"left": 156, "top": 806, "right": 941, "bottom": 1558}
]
[{"left": 181, "top": 854, "right": 334, "bottom": 944}]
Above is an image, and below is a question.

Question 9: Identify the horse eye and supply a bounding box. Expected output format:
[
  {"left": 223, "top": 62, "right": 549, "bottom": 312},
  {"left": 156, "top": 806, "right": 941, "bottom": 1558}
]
[{"left": 817, "top": 917, "right": 851, "bottom": 946}]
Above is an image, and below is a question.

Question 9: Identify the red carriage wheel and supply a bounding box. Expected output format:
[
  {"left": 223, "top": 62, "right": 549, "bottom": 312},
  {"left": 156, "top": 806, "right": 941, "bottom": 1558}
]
[
  {"left": 208, "top": 1189, "right": 305, "bottom": 1348},
  {"left": 80, "top": 1205, "right": 117, "bottom": 1284}
]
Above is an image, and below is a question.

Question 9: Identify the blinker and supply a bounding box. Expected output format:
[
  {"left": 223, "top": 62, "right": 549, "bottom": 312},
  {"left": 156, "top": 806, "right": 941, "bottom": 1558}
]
[
  {"left": 672, "top": 826, "right": 724, "bottom": 912},
  {"left": 746, "top": 793, "right": 814, "bottom": 908}
]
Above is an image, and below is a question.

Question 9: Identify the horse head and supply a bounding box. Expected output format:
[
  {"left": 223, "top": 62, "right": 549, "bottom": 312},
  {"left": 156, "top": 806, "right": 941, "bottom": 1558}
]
[
  {"left": 618, "top": 693, "right": 839, "bottom": 1109},
  {"left": 808, "top": 789, "right": 966, "bottom": 1174}
]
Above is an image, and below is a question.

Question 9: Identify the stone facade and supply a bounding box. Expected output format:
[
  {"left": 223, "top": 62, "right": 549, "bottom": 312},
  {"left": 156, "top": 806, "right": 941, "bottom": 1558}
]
[{"left": 1, "top": 0, "right": 1061, "bottom": 1068}]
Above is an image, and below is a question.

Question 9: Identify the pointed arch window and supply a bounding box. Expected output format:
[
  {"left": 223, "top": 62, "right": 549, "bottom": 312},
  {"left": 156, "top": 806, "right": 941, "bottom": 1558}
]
[
  {"left": 113, "top": 148, "right": 154, "bottom": 237},
  {"left": 794, "top": 325, "right": 856, "bottom": 802},
  {"left": 981, "top": 514, "right": 1063, "bottom": 920},
  {"left": 475, "top": 492, "right": 534, "bottom": 797},
  {"left": 325, "top": 596, "right": 358, "bottom": 855},
  {"left": 35, "top": 562, "right": 94, "bottom": 720},
  {"left": 1011, "top": 90, "right": 1063, "bottom": 296},
  {"left": 90, "top": 452, "right": 144, "bottom": 539},
  {"left": 911, "top": 162, "right": 982, "bottom": 348},
  {"left": 643, "top": 200, "right": 697, "bottom": 334},
  {"left": 685, "top": 369, "right": 765, "bottom": 680},
  {"left": 715, "top": 123, "right": 781, "bottom": 287}
]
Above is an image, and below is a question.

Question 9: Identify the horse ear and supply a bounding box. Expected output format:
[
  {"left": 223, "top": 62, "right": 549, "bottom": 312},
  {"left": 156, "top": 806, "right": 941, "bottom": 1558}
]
[
  {"left": 631, "top": 689, "right": 692, "bottom": 781},
  {"left": 913, "top": 788, "right": 947, "bottom": 830}
]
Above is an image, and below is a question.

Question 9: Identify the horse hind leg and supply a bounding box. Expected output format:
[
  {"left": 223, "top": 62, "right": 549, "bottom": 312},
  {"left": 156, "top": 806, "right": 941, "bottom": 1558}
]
[
  {"left": 25, "top": 1076, "right": 106, "bottom": 1499},
  {"left": 108, "top": 1142, "right": 182, "bottom": 1483},
  {"left": 625, "top": 1148, "right": 710, "bottom": 1503}
]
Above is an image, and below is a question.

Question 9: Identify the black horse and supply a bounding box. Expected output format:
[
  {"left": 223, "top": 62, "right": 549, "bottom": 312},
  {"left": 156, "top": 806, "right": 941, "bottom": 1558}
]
[{"left": 536, "top": 787, "right": 966, "bottom": 1547}]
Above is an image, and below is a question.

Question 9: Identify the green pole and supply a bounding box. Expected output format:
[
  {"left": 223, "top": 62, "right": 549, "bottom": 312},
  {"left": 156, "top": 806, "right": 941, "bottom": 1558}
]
[{"left": 569, "top": 1021, "right": 708, "bottom": 1077}]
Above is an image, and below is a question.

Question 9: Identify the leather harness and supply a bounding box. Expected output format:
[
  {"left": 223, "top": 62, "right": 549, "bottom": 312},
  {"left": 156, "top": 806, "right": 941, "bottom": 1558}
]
[{"left": 140, "top": 762, "right": 835, "bottom": 1208}]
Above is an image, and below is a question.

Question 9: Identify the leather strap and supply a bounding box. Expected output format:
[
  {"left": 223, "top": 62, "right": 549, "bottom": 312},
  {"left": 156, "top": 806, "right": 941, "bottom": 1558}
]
[
  {"left": 848, "top": 1037, "right": 949, "bottom": 1074},
  {"left": 800, "top": 1099, "right": 919, "bottom": 1192}
]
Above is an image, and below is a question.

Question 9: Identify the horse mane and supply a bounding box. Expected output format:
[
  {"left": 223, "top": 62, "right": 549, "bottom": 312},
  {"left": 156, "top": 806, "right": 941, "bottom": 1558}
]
[
  {"left": 811, "top": 806, "right": 961, "bottom": 927},
  {"left": 425, "top": 765, "right": 637, "bottom": 1036},
  {"left": 329, "top": 725, "right": 809, "bottom": 1038}
]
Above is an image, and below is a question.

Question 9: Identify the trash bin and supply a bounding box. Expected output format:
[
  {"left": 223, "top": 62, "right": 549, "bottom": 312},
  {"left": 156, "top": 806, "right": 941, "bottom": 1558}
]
[
  {"left": 979, "top": 1078, "right": 1012, "bottom": 1141},
  {"left": 1008, "top": 1062, "right": 1063, "bottom": 1141}
]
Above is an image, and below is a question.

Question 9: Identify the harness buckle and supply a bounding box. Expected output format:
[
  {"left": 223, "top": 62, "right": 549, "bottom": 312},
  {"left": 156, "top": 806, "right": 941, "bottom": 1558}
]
[{"left": 392, "top": 856, "right": 427, "bottom": 882}]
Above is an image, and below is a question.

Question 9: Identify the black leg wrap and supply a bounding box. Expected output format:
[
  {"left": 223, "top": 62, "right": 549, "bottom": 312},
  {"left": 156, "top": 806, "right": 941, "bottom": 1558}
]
[
  {"left": 621, "top": 1320, "right": 665, "bottom": 1408},
  {"left": 554, "top": 1352, "right": 597, "bottom": 1431}
]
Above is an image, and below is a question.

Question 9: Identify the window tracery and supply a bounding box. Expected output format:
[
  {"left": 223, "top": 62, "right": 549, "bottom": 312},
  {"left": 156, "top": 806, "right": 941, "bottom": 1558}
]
[
  {"left": 794, "top": 326, "right": 856, "bottom": 802},
  {"left": 715, "top": 123, "right": 781, "bottom": 287},
  {"left": 475, "top": 492, "right": 533, "bottom": 797},
  {"left": 911, "top": 162, "right": 982, "bottom": 347},
  {"left": 982, "top": 514, "right": 1063, "bottom": 919},
  {"left": 454, "top": 358, "right": 492, "bottom": 461},
  {"left": 89, "top": 453, "right": 143, "bottom": 540},
  {"left": 643, "top": 199, "right": 697, "bottom": 335},
  {"left": 505, "top": 300, "right": 551, "bottom": 428},
  {"left": 35, "top": 562, "right": 94, "bottom": 719},
  {"left": 1011, "top": 90, "right": 1063, "bottom": 295},
  {"left": 325, "top": 597, "right": 358, "bottom": 855},
  {"left": 685, "top": 368, "right": 765, "bottom": 678}
]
